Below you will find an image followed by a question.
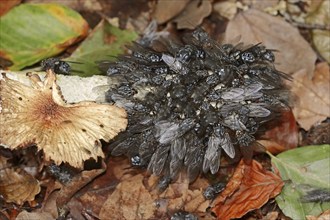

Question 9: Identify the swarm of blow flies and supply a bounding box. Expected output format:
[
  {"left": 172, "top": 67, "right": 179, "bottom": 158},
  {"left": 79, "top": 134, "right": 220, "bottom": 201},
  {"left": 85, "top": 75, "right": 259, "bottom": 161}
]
[{"left": 102, "top": 29, "right": 291, "bottom": 182}]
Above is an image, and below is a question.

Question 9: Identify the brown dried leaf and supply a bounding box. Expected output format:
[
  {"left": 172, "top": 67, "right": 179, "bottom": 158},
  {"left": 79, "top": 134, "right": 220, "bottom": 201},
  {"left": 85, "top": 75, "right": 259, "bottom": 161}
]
[
  {"left": 56, "top": 165, "right": 106, "bottom": 209},
  {"left": 241, "top": 0, "right": 280, "bottom": 12},
  {"left": 306, "top": 0, "right": 330, "bottom": 63},
  {"left": 99, "top": 173, "right": 209, "bottom": 219},
  {"left": 301, "top": 120, "right": 330, "bottom": 145},
  {"left": 0, "top": 70, "right": 127, "bottom": 168},
  {"left": 99, "top": 174, "right": 155, "bottom": 220},
  {"left": 211, "top": 160, "right": 284, "bottom": 220},
  {"left": 225, "top": 9, "right": 317, "bottom": 77},
  {"left": 213, "top": 1, "right": 238, "bottom": 20},
  {"left": 259, "top": 110, "right": 298, "bottom": 154},
  {"left": 307, "top": 210, "right": 330, "bottom": 220},
  {"left": 0, "top": 156, "right": 41, "bottom": 205},
  {"left": 291, "top": 62, "right": 330, "bottom": 130},
  {"left": 16, "top": 210, "right": 54, "bottom": 220},
  {"left": 174, "top": 0, "right": 212, "bottom": 30},
  {"left": 153, "top": 0, "right": 190, "bottom": 24}
]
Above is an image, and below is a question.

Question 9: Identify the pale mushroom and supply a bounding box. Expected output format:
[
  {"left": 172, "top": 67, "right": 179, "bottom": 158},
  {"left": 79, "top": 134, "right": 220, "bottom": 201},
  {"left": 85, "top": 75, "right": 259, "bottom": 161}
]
[{"left": 0, "top": 70, "right": 127, "bottom": 168}]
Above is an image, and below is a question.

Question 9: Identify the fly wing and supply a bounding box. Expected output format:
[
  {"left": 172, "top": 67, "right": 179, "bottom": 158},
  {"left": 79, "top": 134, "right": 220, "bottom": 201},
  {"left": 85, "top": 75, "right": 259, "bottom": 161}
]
[
  {"left": 247, "top": 103, "right": 271, "bottom": 118},
  {"left": 203, "top": 135, "right": 221, "bottom": 174},
  {"left": 221, "top": 88, "right": 244, "bottom": 101},
  {"left": 169, "top": 138, "right": 185, "bottom": 178},
  {"left": 220, "top": 132, "right": 235, "bottom": 159},
  {"left": 148, "top": 144, "right": 170, "bottom": 176},
  {"left": 244, "top": 82, "right": 263, "bottom": 97},
  {"left": 155, "top": 121, "right": 179, "bottom": 144}
]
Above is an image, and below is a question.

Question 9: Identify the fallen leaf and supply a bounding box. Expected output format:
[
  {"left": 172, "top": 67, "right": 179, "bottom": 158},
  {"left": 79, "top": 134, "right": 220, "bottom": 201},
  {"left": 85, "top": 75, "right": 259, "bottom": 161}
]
[
  {"left": 0, "top": 3, "right": 89, "bottom": 70},
  {"left": 0, "top": 0, "right": 21, "bottom": 16},
  {"left": 26, "top": 0, "right": 103, "bottom": 12},
  {"left": 152, "top": 0, "right": 190, "bottom": 24},
  {"left": 211, "top": 160, "right": 284, "bottom": 220},
  {"left": 174, "top": 0, "right": 212, "bottom": 30},
  {"left": 16, "top": 210, "right": 54, "bottom": 220},
  {"left": 213, "top": 1, "right": 238, "bottom": 20},
  {"left": 301, "top": 119, "right": 330, "bottom": 146},
  {"left": 99, "top": 174, "right": 155, "bottom": 220},
  {"left": 263, "top": 211, "right": 279, "bottom": 220},
  {"left": 259, "top": 110, "right": 298, "bottom": 154},
  {"left": 99, "top": 173, "right": 209, "bottom": 219},
  {"left": 0, "top": 70, "right": 127, "bottom": 168},
  {"left": 306, "top": 0, "right": 330, "bottom": 63},
  {"left": 67, "top": 19, "right": 138, "bottom": 76},
  {"left": 291, "top": 62, "right": 330, "bottom": 130},
  {"left": 312, "top": 30, "right": 330, "bottom": 63},
  {"left": 307, "top": 210, "right": 330, "bottom": 220},
  {"left": 257, "top": 140, "right": 286, "bottom": 155},
  {"left": 106, "top": 0, "right": 150, "bottom": 21},
  {"left": 67, "top": 157, "right": 137, "bottom": 219},
  {"left": 56, "top": 164, "right": 106, "bottom": 209},
  {"left": 225, "top": 9, "right": 317, "bottom": 77},
  {"left": 241, "top": 0, "right": 280, "bottom": 13},
  {"left": 0, "top": 156, "right": 41, "bottom": 205},
  {"left": 270, "top": 145, "right": 330, "bottom": 220}
]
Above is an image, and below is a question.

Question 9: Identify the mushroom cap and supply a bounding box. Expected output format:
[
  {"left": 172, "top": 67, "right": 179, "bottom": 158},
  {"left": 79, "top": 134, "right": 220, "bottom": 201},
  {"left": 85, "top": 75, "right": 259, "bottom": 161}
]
[{"left": 0, "top": 70, "right": 127, "bottom": 168}]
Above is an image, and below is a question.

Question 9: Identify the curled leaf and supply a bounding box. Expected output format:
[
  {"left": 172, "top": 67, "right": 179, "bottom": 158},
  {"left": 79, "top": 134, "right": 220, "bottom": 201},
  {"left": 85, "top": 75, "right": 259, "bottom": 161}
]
[
  {"left": 0, "top": 70, "right": 127, "bottom": 168},
  {"left": 211, "top": 160, "right": 284, "bottom": 220}
]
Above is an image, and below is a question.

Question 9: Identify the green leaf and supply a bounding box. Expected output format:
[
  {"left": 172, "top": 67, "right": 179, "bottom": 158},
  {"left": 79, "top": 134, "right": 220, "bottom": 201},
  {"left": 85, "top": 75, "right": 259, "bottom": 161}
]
[
  {"left": 0, "top": 3, "right": 88, "bottom": 70},
  {"left": 269, "top": 145, "right": 330, "bottom": 220},
  {"left": 67, "top": 20, "right": 138, "bottom": 77}
]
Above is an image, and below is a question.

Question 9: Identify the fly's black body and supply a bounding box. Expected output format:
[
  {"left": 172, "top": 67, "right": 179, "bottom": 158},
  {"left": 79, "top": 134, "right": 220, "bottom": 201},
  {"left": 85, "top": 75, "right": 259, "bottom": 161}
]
[
  {"left": 102, "top": 29, "right": 291, "bottom": 183},
  {"left": 41, "top": 58, "right": 71, "bottom": 75}
]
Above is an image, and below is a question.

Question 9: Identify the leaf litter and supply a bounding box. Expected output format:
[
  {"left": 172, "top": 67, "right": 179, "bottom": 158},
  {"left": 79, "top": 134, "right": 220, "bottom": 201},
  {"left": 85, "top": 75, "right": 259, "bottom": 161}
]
[
  {"left": 211, "top": 159, "right": 284, "bottom": 220},
  {"left": 1, "top": 0, "right": 330, "bottom": 219},
  {"left": 0, "top": 155, "right": 40, "bottom": 205}
]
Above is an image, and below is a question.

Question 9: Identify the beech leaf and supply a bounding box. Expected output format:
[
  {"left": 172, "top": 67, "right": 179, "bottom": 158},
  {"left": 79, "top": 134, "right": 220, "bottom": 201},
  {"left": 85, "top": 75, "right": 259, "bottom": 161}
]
[
  {"left": 0, "top": 3, "right": 89, "bottom": 70},
  {"left": 67, "top": 20, "right": 138, "bottom": 77},
  {"left": 225, "top": 9, "right": 316, "bottom": 77},
  {"left": 270, "top": 145, "right": 330, "bottom": 220},
  {"left": 173, "top": 0, "right": 212, "bottom": 30},
  {"left": 211, "top": 160, "right": 284, "bottom": 220},
  {"left": 291, "top": 62, "right": 330, "bottom": 130},
  {"left": 306, "top": 0, "right": 330, "bottom": 63},
  {"left": 99, "top": 174, "right": 209, "bottom": 219},
  {"left": 152, "top": 0, "right": 190, "bottom": 24}
]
